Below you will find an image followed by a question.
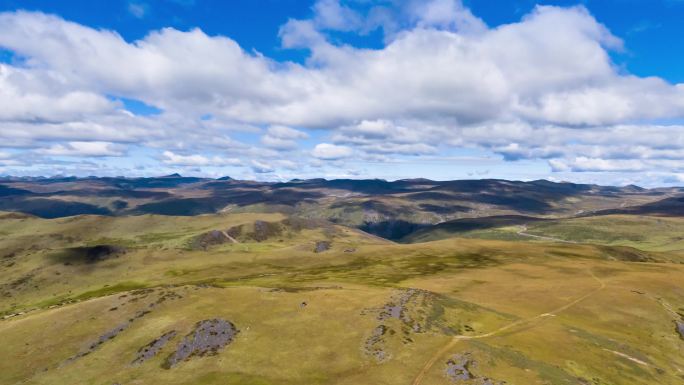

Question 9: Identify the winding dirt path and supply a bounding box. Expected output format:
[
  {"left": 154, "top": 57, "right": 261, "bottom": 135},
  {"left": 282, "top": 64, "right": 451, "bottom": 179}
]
[
  {"left": 516, "top": 225, "right": 577, "bottom": 244},
  {"left": 410, "top": 269, "right": 605, "bottom": 385},
  {"left": 220, "top": 230, "right": 240, "bottom": 244}
]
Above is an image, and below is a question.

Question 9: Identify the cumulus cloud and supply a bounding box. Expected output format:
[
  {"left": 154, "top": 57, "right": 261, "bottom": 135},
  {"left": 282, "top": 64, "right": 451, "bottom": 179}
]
[
  {"left": 3, "top": 5, "right": 678, "bottom": 130},
  {"left": 0, "top": 151, "right": 22, "bottom": 167},
  {"left": 162, "top": 151, "right": 241, "bottom": 167},
  {"left": 38, "top": 141, "right": 125, "bottom": 157},
  {"left": 312, "top": 143, "right": 353, "bottom": 160},
  {"left": 312, "top": 0, "right": 362, "bottom": 31},
  {"left": 549, "top": 157, "right": 684, "bottom": 173},
  {"left": 260, "top": 125, "right": 308, "bottom": 150},
  {"left": 0, "top": 1, "right": 683, "bottom": 184},
  {"left": 410, "top": 0, "right": 487, "bottom": 33},
  {"left": 0, "top": 64, "right": 118, "bottom": 122},
  {"left": 251, "top": 160, "right": 275, "bottom": 173}
]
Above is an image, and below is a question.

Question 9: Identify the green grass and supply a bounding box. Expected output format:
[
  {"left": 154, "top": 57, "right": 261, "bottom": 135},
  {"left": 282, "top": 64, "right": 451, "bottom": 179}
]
[
  {"left": 523, "top": 215, "right": 684, "bottom": 251},
  {"left": 72, "top": 281, "right": 150, "bottom": 301},
  {"left": 1, "top": 213, "right": 684, "bottom": 384},
  {"left": 405, "top": 214, "right": 684, "bottom": 255}
]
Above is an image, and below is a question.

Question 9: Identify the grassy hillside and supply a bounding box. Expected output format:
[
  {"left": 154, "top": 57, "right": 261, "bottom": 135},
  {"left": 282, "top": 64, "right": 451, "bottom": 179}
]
[
  {"left": 2, "top": 213, "right": 684, "bottom": 384},
  {"left": 407, "top": 214, "right": 684, "bottom": 254},
  {"left": 523, "top": 215, "right": 684, "bottom": 252}
]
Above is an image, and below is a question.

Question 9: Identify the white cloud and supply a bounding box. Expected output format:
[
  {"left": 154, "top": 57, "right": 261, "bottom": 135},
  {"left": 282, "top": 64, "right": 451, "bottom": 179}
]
[
  {"left": 266, "top": 125, "right": 308, "bottom": 140},
  {"left": 260, "top": 136, "right": 297, "bottom": 151},
  {"left": 260, "top": 125, "right": 308, "bottom": 150},
  {"left": 411, "top": 0, "right": 487, "bottom": 33},
  {"left": 312, "top": 0, "right": 362, "bottom": 31},
  {"left": 312, "top": 143, "right": 353, "bottom": 160},
  {"left": 251, "top": 160, "right": 275, "bottom": 173},
  {"left": 3, "top": 6, "right": 674, "bottom": 130},
  {"left": 0, "top": 64, "right": 118, "bottom": 122},
  {"left": 38, "top": 141, "right": 125, "bottom": 157},
  {"left": 0, "top": 3, "right": 683, "bottom": 183},
  {"left": 162, "top": 150, "right": 241, "bottom": 167},
  {"left": 128, "top": 2, "right": 148, "bottom": 19},
  {"left": 548, "top": 157, "right": 684, "bottom": 173}
]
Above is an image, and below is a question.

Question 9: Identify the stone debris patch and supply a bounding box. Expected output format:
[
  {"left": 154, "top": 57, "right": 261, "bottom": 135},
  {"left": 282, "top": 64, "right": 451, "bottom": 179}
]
[
  {"left": 362, "top": 288, "right": 433, "bottom": 362},
  {"left": 132, "top": 330, "right": 177, "bottom": 365},
  {"left": 445, "top": 353, "right": 505, "bottom": 385},
  {"left": 192, "top": 230, "right": 238, "bottom": 250},
  {"left": 314, "top": 241, "right": 332, "bottom": 253},
  {"left": 155, "top": 290, "right": 183, "bottom": 304},
  {"left": 62, "top": 309, "right": 151, "bottom": 366},
  {"left": 377, "top": 289, "right": 429, "bottom": 334},
  {"left": 164, "top": 319, "right": 239, "bottom": 368},
  {"left": 250, "top": 220, "right": 283, "bottom": 242},
  {"left": 676, "top": 320, "right": 684, "bottom": 340},
  {"left": 446, "top": 353, "right": 475, "bottom": 382},
  {"left": 61, "top": 288, "right": 183, "bottom": 366},
  {"left": 364, "top": 325, "right": 389, "bottom": 362}
]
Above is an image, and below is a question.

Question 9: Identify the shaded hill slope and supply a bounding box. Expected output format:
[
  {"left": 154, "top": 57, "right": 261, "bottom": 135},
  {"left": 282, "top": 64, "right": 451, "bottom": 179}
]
[{"left": 1, "top": 176, "right": 680, "bottom": 241}]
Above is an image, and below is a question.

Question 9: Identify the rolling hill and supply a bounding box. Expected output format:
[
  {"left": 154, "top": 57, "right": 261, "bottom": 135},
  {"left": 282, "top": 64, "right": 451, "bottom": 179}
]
[
  {"left": 1, "top": 176, "right": 680, "bottom": 240},
  {"left": 2, "top": 177, "right": 684, "bottom": 384}
]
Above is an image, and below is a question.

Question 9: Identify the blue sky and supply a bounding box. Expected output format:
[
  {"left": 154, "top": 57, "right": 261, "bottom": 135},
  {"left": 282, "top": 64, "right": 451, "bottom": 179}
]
[
  {"left": 0, "top": 0, "right": 684, "bottom": 185},
  {"left": 3, "top": 0, "right": 682, "bottom": 81}
]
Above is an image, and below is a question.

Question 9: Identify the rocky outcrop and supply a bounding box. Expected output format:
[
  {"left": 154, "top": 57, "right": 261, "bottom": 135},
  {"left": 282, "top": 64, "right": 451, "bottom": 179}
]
[{"left": 164, "top": 319, "right": 239, "bottom": 368}]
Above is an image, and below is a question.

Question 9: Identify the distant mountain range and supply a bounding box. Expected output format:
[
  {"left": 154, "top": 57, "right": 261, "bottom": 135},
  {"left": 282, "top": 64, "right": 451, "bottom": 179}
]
[{"left": 1, "top": 175, "right": 682, "bottom": 240}]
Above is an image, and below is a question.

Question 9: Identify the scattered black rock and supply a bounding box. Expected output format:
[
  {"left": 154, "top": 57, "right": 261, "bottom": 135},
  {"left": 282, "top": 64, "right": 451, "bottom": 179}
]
[
  {"left": 362, "top": 289, "right": 434, "bottom": 362},
  {"left": 377, "top": 288, "right": 427, "bottom": 333},
  {"left": 251, "top": 220, "right": 283, "bottom": 242},
  {"left": 446, "top": 353, "right": 474, "bottom": 381},
  {"left": 192, "top": 230, "right": 236, "bottom": 250},
  {"left": 132, "top": 330, "right": 177, "bottom": 365},
  {"left": 164, "top": 319, "right": 239, "bottom": 368},
  {"left": 63, "top": 308, "right": 151, "bottom": 366},
  {"left": 225, "top": 225, "right": 242, "bottom": 239},
  {"left": 481, "top": 379, "right": 505, "bottom": 385},
  {"left": 220, "top": 220, "right": 287, "bottom": 243},
  {"left": 314, "top": 241, "right": 332, "bottom": 253},
  {"left": 344, "top": 248, "right": 356, "bottom": 253},
  {"left": 0, "top": 272, "right": 38, "bottom": 299},
  {"left": 445, "top": 353, "right": 505, "bottom": 385},
  {"left": 126, "top": 288, "right": 154, "bottom": 303},
  {"left": 676, "top": 320, "right": 684, "bottom": 340},
  {"left": 364, "top": 325, "right": 389, "bottom": 362},
  {"left": 60, "top": 290, "right": 184, "bottom": 366},
  {"left": 156, "top": 291, "right": 183, "bottom": 304},
  {"left": 7, "top": 273, "right": 34, "bottom": 290}
]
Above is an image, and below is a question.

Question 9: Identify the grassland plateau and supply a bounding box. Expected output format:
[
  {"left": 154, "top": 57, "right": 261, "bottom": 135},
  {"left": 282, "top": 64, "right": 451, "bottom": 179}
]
[{"left": 1, "top": 175, "right": 684, "bottom": 384}]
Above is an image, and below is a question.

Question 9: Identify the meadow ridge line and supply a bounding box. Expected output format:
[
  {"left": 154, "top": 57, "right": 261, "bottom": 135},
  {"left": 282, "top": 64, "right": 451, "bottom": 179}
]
[{"left": 410, "top": 268, "right": 605, "bottom": 385}]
